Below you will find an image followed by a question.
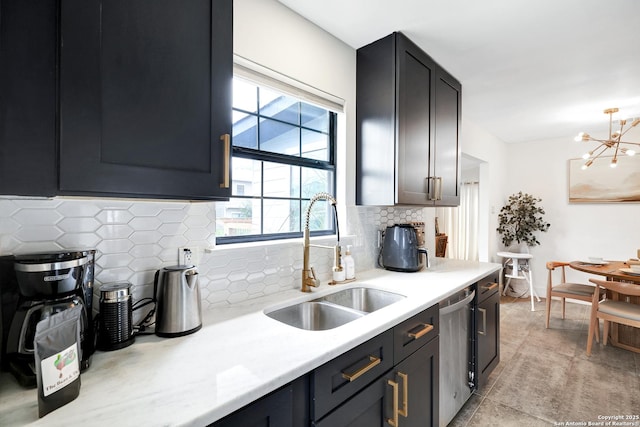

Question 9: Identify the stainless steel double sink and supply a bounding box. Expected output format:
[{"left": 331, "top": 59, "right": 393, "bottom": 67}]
[{"left": 265, "top": 287, "right": 405, "bottom": 331}]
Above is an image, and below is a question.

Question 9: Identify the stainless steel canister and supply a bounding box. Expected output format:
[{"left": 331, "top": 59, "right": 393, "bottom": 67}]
[{"left": 97, "top": 282, "right": 134, "bottom": 351}]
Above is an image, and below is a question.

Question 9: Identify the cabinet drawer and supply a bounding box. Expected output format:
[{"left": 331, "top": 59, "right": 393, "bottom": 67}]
[
  {"left": 312, "top": 329, "right": 394, "bottom": 421},
  {"left": 393, "top": 304, "right": 439, "bottom": 363},
  {"left": 477, "top": 272, "right": 500, "bottom": 302},
  {"left": 313, "top": 372, "right": 393, "bottom": 427}
]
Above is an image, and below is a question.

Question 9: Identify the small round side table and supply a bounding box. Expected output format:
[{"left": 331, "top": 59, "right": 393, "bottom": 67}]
[{"left": 497, "top": 251, "right": 539, "bottom": 311}]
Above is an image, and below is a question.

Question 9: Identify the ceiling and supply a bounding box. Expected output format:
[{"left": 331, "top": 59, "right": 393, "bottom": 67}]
[{"left": 277, "top": 0, "right": 640, "bottom": 144}]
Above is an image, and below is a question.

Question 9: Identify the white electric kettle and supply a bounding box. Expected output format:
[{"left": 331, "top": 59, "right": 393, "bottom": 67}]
[{"left": 154, "top": 265, "right": 202, "bottom": 337}]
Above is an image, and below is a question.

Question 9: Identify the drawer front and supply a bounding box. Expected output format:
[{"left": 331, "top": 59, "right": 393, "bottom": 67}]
[
  {"left": 393, "top": 303, "right": 439, "bottom": 363},
  {"left": 312, "top": 329, "right": 394, "bottom": 421},
  {"left": 313, "top": 372, "right": 393, "bottom": 427},
  {"left": 477, "top": 272, "right": 500, "bottom": 302}
]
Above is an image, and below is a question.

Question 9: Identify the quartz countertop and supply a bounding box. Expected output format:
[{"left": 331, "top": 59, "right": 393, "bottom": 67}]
[{"left": 0, "top": 259, "right": 501, "bottom": 426}]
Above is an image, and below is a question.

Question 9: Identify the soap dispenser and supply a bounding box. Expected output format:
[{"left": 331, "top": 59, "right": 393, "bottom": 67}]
[{"left": 344, "top": 245, "right": 355, "bottom": 280}]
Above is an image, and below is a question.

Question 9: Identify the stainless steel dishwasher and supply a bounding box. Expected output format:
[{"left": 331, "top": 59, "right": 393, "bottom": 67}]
[{"left": 439, "top": 287, "right": 476, "bottom": 427}]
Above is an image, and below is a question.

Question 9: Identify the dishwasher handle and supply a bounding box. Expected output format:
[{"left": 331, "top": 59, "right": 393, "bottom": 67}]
[{"left": 439, "top": 290, "right": 476, "bottom": 316}]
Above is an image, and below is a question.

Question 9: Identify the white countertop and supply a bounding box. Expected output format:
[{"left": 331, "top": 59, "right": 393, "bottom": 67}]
[{"left": 0, "top": 259, "right": 500, "bottom": 426}]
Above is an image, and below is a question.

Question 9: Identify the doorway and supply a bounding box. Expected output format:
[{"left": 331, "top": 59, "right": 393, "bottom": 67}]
[{"left": 437, "top": 153, "right": 487, "bottom": 261}]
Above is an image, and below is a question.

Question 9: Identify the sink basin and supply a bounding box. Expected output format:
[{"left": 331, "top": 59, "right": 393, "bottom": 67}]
[
  {"left": 265, "top": 301, "right": 365, "bottom": 331},
  {"left": 265, "top": 287, "right": 405, "bottom": 330},
  {"left": 318, "top": 287, "right": 405, "bottom": 313}
]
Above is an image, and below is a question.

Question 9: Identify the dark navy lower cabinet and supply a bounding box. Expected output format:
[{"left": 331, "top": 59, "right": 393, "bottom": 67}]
[
  {"left": 313, "top": 305, "right": 440, "bottom": 426},
  {"left": 475, "top": 273, "right": 501, "bottom": 389},
  {"left": 210, "top": 376, "right": 308, "bottom": 427},
  {"left": 211, "top": 305, "right": 440, "bottom": 427}
]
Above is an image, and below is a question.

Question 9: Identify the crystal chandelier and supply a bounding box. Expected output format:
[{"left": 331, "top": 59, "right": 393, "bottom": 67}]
[{"left": 575, "top": 108, "right": 640, "bottom": 169}]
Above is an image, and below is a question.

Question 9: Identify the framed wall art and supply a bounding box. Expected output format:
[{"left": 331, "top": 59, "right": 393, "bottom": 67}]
[{"left": 568, "top": 155, "right": 640, "bottom": 203}]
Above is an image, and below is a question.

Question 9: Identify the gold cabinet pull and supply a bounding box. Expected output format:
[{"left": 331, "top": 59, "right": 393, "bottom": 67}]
[
  {"left": 478, "top": 307, "right": 487, "bottom": 336},
  {"left": 483, "top": 282, "right": 498, "bottom": 292},
  {"left": 341, "top": 355, "right": 381, "bottom": 382},
  {"left": 398, "top": 372, "right": 408, "bottom": 418},
  {"left": 387, "top": 378, "right": 399, "bottom": 427},
  {"left": 435, "top": 176, "right": 443, "bottom": 200},
  {"left": 425, "top": 176, "right": 443, "bottom": 201},
  {"left": 408, "top": 323, "right": 434, "bottom": 340},
  {"left": 426, "top": 177, "right": 436, "bottom": 201},
  {"left": 219, "top": 134, "right": 230, "bottom": 189}
]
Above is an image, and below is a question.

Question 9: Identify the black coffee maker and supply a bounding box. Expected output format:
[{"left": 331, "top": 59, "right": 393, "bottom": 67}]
[{"left": 0, "top": 250, "right": 95, "bottom": 387}]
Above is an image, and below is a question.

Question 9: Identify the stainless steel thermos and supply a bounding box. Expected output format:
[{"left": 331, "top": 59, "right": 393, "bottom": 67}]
[{"left": 97, "top": 282, "right": 135, "bottom": 351}]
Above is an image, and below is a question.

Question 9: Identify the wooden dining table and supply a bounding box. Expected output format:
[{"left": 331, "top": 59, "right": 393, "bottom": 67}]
[{"left": 570, "top": 260, "right": 640, "bottom": 353}]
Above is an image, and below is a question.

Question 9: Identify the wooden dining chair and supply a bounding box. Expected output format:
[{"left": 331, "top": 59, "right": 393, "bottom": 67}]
[
  {"left": 545, "top": 261, "right": 603, "bottom": 332},
  {"left": 586, "top": 278, "right": 640, "bottom": 356}
]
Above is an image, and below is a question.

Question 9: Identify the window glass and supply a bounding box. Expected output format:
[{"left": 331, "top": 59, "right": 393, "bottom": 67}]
[
  {"left": 301, "top": 129, "right": 329, "bottom": 161},
  {"left": 215, "top": 198, "right": 261, "bottom": 237},
  {"left": 233, "top": 111, "right": 258, "bottom": 149},
  {"left": 263, "top": 198, "right": 300, "bottom": 234},
  {"left": 263, "top": 162, "right": 300, "bottom": 198},
  {"left": 259, "top": 87, "right": 300, "bottom": 126},
  {"left": 301, "top": 167, "right": 331, "bottom": 198},
  {"left": 301, "top": 103, "right": 329, "bottom": 132},
  {"left": 231, "top": 157, "right": 262, "bottom": 197},
  {"left": 259, "top": 118, "right": 299, "bottom": 156},
  {"left": 303, "top": 199, "right": 333, "bottom": 232},
  {"left": 216, "top": 76, "right": 336, "bottom": 243}
]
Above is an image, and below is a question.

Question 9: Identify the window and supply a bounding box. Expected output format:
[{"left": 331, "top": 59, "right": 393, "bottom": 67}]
[{"left": 215, "top": 77, "right": 337, "bottom": 244}]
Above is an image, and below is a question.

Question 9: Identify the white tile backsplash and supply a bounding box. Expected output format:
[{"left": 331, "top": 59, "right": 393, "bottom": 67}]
[{"left": 0, "top": 198, "right": 431, "bottom": 313}]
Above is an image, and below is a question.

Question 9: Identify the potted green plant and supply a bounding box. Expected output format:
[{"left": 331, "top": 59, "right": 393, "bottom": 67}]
[{"left": 497, "top": 192, "right": 550, "bottom": 248}]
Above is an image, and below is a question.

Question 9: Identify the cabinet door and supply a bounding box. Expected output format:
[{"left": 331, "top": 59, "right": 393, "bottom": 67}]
[
  {"left": 393, "top": 337, "right": 439, "bottom": 427},
  {"left": 212, "top": 384, "right": 293, "bottom": 427},
  {"left": 396, "top": 34, "right": 435, "bottom": 205},
  {"left": 0, "top": 0, "right": 58, "bottom": 196},
  {"left": 314, "top": 373, "right": 393, "bottom": 427},
  {"left": 356, "top": 33, "right": 397, "bottom": 206},
  {"left": 477, "top": 288, "right": 500, "bottom": 388},
  {"left": 59, "top": 0, "right": 232, "bottom": 200},
  {"left": 431, "top": 67, "right": 461, "bottom": 206}
]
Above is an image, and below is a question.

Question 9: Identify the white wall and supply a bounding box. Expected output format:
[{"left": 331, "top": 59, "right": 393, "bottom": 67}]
[
  {"left": 460, "top": 119, "right": 509, "bottom": 262},
  {"left": 234, "top": 0, "right": 357, "bottom": 207},
  {"left": 504, "top": 127, "right": 640, "bottom": 295}
]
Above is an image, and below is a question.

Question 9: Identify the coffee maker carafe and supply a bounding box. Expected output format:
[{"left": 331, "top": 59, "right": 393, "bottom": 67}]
[{"left": 0, "top": 250, "right": 95, "bottom": 387}]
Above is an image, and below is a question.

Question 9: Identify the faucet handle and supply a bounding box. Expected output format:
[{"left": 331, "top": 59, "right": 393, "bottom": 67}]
[
  {"left": 301, "top": 266, "right": 319, "bottom": 292},
  {"left": 310, "top": 267, "right": 319, "bottom": 285}
]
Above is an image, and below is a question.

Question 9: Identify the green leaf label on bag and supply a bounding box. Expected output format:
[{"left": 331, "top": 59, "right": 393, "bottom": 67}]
[{"left": 41, "top": 342, "right": 80, "bottom": 397}]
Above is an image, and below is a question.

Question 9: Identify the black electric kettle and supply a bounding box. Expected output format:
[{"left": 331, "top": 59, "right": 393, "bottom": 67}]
[{"left": 380, "top": 224, "right": 429, "bottom": 272}]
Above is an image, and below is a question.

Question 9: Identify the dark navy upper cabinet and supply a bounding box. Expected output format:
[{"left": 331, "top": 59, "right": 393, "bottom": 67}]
[
  {"left": 0, "top": 0, "right": 232, "bottom": 200},
  {"left": 0, "top": 0, "right": 58, "bottom": 197},
  {"left": 356, "top": 32, "right": 461, "bottom": 207},
  {"left": 59, "top": 0, "right": 232, "bottom": 200}
]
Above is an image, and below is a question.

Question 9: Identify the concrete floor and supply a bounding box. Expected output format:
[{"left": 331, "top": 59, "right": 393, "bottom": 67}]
[{"left": 449, "top": 296, "right": 640, "bottom": 426}]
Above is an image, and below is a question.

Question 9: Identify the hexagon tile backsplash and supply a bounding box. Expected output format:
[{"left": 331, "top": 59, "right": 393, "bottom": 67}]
[{"left": 0, "top": 198, "right": 428, "bottom": 313}]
